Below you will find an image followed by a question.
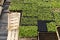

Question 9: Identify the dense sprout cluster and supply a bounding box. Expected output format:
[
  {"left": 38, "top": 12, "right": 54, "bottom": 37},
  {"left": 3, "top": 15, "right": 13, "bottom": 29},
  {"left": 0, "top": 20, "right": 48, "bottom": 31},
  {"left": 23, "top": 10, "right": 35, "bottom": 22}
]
[{"left": 9, "top": 0, "right": 60, "bottom": 37}]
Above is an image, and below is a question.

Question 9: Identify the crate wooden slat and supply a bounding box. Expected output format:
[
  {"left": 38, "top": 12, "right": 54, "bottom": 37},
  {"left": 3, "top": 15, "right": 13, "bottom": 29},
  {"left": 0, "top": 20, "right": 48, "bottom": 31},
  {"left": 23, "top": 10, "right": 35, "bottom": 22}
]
[
  {"left": 0, "top": 0, "right": 4, "bottom": 5},
  {"left": 56, "top": 26, "right": 60, "bottom": 40},
  {"left": 7, "top": 12, "right": 21, "bottom": 40}
]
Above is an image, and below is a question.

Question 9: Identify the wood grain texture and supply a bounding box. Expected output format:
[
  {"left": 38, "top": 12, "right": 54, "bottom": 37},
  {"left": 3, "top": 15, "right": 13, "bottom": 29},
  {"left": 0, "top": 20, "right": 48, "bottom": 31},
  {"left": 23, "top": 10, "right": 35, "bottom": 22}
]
[{"left": 0, "top": 0, "right": 4, "bottom": 5}]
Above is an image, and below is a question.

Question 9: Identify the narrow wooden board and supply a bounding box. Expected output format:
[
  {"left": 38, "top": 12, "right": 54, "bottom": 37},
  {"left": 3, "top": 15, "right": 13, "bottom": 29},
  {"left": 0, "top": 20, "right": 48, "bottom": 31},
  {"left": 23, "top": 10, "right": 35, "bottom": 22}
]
[
  {"left": 7, "top": 12, "right": 21, "bottom": 40},
  {"left": 8, "top": 12, "right": 21, "bottom": 30},
  {"left": 0, "top": 0, "right": 4, "bottom": 5}
]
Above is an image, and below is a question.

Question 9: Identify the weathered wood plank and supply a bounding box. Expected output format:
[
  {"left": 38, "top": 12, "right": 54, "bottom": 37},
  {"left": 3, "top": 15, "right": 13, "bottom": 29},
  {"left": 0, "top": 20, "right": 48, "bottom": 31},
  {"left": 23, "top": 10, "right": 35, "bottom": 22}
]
[
  {"left": 56, "top": 26, "right": 60, "bottom": 40},
  {"left": 7, "top": 12, "right": 21, "bottom": 40},
  {"left": 0, "top": 0, "right": 4, "bottom": 5}
]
